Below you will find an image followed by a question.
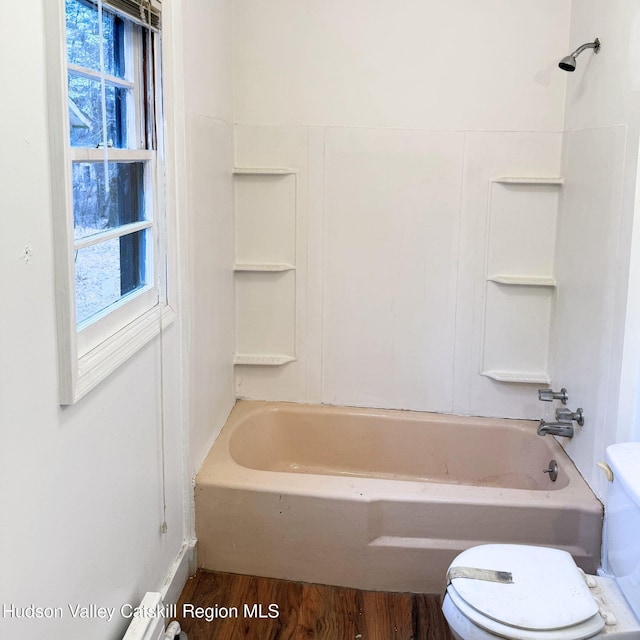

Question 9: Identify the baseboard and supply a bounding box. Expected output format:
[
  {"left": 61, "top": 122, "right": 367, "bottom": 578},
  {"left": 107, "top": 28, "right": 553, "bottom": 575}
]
[{"left": 161, "top": 538, "right": 198, "bottom": 608}]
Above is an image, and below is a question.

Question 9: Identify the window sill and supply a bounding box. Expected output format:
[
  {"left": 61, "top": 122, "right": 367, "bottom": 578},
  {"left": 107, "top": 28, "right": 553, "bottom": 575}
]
[{"left": 63, "top": 303, "right": 176, "bottom": 405}]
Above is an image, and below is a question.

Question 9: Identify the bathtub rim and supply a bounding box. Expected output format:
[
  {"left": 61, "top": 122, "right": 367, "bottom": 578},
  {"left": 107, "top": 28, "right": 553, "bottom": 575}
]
[{"left": 197, "top": 400, "right": 602, "bottom": 514}]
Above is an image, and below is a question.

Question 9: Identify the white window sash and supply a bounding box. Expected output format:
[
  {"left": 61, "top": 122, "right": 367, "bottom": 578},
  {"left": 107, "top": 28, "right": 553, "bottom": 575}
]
[
  {"left": 67, "top": 63, "right": 135, "bottom": 90},
  {"left": 74, "top": 220, "right": 153, "bottom": 250},
  {"left": 70, "top": 149, "right": 154, "bottom": 161},
  {"left": 76, "top": 153, "right": 159, "bottom": 356}
]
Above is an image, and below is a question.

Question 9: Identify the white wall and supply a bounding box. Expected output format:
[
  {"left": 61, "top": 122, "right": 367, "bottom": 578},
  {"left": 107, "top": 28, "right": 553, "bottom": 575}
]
[
  {"left": 181, "top": 0, "right": 236, "bottom": 473},
  {"left": 0, "top": 1, "right": 233, "bottom": 638},
  {"left": 233, "top": 0, "right": 571, "bottom": 418},
  {"left": 234, "top": 0, "right": 568, "bottom": 132},
  {"left": 551, "top": 0, "right": 640, "bottom": 497}
]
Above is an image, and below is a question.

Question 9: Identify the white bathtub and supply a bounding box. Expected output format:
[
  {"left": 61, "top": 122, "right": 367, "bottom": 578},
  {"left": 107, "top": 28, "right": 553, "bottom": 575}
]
[{"left": 195, "top": 401, "right": 603, "bottom": 593}]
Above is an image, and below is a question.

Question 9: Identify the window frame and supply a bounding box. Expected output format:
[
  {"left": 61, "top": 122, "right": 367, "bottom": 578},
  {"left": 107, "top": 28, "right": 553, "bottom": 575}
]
[{"left": 45, "top": 0, "right": 175, "bottom": 405}]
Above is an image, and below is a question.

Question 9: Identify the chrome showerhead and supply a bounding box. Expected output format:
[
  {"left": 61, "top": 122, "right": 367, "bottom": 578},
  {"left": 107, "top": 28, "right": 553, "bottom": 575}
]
[
  {"left": 559, "top": 38, "right": 600, "bottom": 72},
  {"left": 559, "top": 55, "right": 577, "bottom": 72}
]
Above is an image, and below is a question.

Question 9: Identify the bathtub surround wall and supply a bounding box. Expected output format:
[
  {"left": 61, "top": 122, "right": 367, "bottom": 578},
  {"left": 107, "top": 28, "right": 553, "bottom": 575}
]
[
  {"left": 232, "top": 0, "right": 570, "bottom": 419},
  {"left": 552, "top": 1, "right": 640, "bottom": 497},
  {"left": 235, "top": 127, "right": 563, "bottom": 418},
  {"left": 0, "top": 2, "right": 233, "bottom": 639}
]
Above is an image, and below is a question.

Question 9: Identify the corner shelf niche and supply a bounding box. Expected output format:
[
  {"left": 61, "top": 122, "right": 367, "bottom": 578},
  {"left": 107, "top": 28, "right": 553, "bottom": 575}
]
[
  {"left": 233, "top": 167, "right": 298, "bottom": 367},
  {"left": 480, "top": 176, "right": 563, "bottom": 385}
]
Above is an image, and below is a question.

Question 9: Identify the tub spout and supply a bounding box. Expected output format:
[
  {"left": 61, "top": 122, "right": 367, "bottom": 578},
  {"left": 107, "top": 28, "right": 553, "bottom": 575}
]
[
  {"left": 537, "top": 406, "right": 583, "bottom": 438},
  {"left": 537, "top": 420, "right": 574, "bottom": 438}
]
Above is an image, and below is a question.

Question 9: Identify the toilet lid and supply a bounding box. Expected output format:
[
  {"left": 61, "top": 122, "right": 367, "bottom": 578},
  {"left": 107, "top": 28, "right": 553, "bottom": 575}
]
[
  {"left": 447, "top": 545, "right": 601, "bottom": 632},
  {"left": 446, "top": 588, "right": 605, "bottom": 640}
]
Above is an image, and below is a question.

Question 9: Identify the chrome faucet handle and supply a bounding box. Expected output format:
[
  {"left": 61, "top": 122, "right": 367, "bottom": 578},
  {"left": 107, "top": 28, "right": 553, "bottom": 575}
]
[
  {"left": 538, "top": 388, "right": 568, "bottom": 404},
  {"left": 555, "top": 407, "right": 584, "bottom": 426}
]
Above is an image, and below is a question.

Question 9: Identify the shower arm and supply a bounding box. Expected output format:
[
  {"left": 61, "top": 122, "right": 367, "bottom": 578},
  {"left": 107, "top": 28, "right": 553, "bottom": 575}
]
[{"left": 570, "top": 38, "right": 601, "bottom": 58}]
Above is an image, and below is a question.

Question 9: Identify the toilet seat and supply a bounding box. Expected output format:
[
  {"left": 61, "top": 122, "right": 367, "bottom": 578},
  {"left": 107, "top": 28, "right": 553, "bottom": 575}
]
[
  {"left": 446, "top": 584, "right": 604, "bottom": 640},
  {"left": 445, "top": 544, "right": 605, "bottom": 640}
]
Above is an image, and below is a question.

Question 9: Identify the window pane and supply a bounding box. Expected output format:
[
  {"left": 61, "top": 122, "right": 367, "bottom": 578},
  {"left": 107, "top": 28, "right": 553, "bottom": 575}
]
[
  {"left": 65, "top": 0, "right": 125, "bottom": 78},
  {"left": 68, "top": 74, "right": 129, "bottom": 148},
  {"left": 72, "top": 162, "right": 146, "bottom": 241},
  {"left": 75, "top": 230, "right": 150, "bottom": 325}
]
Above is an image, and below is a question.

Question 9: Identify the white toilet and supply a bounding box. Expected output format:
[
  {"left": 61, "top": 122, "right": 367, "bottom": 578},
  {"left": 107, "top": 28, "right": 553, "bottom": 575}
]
[{"left": 442, "top": 442, "right": 640, "bottom": 640}]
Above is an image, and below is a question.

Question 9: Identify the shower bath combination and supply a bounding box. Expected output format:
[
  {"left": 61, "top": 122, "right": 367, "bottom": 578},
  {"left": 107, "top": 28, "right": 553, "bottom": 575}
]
[{"left": 559, "top": 38, "right": 601, "bottom": 71}]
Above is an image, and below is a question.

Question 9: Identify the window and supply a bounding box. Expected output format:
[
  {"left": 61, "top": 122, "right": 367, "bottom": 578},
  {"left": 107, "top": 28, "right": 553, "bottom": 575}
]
[
  {"left": 46, "top": 0, "right": 172, "bottom": 404},
  {"left": 66, "top": 0, "right": 158, "bottom": 348}
]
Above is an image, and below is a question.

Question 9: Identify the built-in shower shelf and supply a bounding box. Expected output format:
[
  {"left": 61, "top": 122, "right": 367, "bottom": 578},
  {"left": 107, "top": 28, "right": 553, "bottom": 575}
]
[
  {"left": 487, "top": 275, "right": 557, "bottom": 287},
  {"left": 480, "top": 176, "right": 559, "bottom": 388},
  {"left": 492, "top": 177, "right": 564, "bottom": 186},
  {"left": 233, "top": 167, "right": 297, "bottom": 176},
  {"left": 481, "top": 370, "right": 551, "bottom": 384},
  {"left": 234, "top": 165, "right": 298, "bottom": 373},
  {"left": 234, "top": 263, "right": 296, "bottom": 272},
  {"left": 234, "top": 353, "right": 297, "bottom": 366}
]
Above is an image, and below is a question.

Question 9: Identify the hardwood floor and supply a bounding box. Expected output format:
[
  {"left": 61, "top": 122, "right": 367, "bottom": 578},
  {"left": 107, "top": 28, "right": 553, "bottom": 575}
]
[{"left": 176, "top": 570, "right": 454, "bottom": 640}]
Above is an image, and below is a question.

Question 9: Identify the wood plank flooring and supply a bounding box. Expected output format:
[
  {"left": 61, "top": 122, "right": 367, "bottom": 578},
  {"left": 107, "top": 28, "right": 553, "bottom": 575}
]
[{"left": 176, "top": 570, "right": 454, "bottom": 640}]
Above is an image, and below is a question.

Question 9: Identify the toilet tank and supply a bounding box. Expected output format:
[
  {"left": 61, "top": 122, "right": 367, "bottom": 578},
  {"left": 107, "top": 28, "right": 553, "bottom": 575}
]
[{"left": 605, "top": 442, "right": 640, "bottom": 618}]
